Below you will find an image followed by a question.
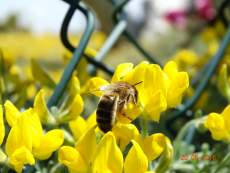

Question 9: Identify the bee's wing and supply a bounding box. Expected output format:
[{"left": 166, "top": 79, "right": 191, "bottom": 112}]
[
  {"left": 99, "top": 83, "right": 118, "bottom": 92},
  {"left": 87, "top": 84, "right": 114, "bottom": 96}
]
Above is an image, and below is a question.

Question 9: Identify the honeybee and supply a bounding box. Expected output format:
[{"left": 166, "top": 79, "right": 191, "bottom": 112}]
[{"left": 96, "top": 81, "right": 142, "bottom": 133}]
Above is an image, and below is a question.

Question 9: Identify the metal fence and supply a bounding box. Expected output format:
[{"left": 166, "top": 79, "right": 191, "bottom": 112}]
[{"left": 48, "top": 0, "right": 230, "bottom": 137}]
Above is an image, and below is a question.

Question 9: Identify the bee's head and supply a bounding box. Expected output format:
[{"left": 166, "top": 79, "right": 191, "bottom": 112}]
[{"left": 132, "top": 81, "right": 142, "bottom": 104}]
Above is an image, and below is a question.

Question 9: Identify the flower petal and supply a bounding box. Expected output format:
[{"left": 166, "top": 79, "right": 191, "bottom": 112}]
[
  {"left": 66, "top": 94, "right": 84, "bottom": 121},
  {"left": 86, "top": 111, "right": 97, "bottom": 129},
  {"left": 9, "top": 146, "right": 35, "bottom": 173},
  {"left": 204, "top": 113, "right": 230, "bottom": 141},
  {"left": 4, "top": 100, "right": 20, "bottom": 127},
  {"left": 6, "top": 111, "right": 33, "bottom": 157},
  {"left": 33, "top": 89, "right": 49, "bottom": 122},
  {"left": 58, "top": 146, "right": 88, "bottom": 173},
  {"left": 143, "top": 90, "right": 167, "bottom": 122},
  {"left": 112, "top": 123, "right": 139, "bottom": 150},
  {"left": 142, "top": 133, "right": 166, "bottom": 161},
  {"left": 124, "top": 140, "right": 148, "bottom": 173},
  {"left": 82, "top": 77, "right": 109, "bottom": 97},
  {"left": 92, "top": 132, "right": 123, "bottom": 173},
  {"left": 69, "top": 116, "right": 87, "bottom": 141},
  {"left": 33, "top": 129, "right": 64, "bottom": 160},
  {"left": 112, "top": 63, "right": 134, "bottom": 83},
  {"left": 222, "top": 105, "right": 230, "bottom": 131},
  {"left": 163, "top": 61, "right": 189, "bottom": 108},
  {"left": 75, "top": 127, "right": 97, "bottom": 165}
]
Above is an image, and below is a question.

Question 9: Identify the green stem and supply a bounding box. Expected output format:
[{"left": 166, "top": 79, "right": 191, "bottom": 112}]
[
  {"left": 155, "top": 138, "right": 173, "bottom": 173},
  {"left": 0, "top": 149, "right": 7, "bottom": 165},
  {"left": 140, "top": 118, "right": 148, "bottom": 137},
  {"left": 174, "top": 117, "right": 204, "bottom": 160},
  {"left": 1, "top": 166, "right": 10, "bottom": 173},
  {"left": 213, "top": 152, "right": 230, "bottom": 173},
  {"left": 174, "top": 120, "right": 196, "bottom": 160},
  {"left": 50, "top": 163, "right": 63, "bottom": 173}
]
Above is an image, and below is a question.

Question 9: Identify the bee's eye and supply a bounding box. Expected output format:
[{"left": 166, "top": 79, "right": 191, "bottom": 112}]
[{"left": 135, "top": 92, "right": 138, "bottom": 101}]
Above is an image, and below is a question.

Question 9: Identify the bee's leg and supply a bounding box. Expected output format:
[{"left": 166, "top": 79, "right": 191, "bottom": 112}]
[
  {"left": 127, "top": 94, "right": 136, "bottom": 104},
  {"left": 118, "top": 99, "right": 127, "bottom": 110},
  {"left": 121, "top": 112, "right": 133, "bottom": 121}
]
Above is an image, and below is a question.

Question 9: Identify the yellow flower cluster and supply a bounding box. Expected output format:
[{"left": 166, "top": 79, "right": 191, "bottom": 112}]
[
  {"left": 83, "top": 61, "right": 189, "bottom": 122},
  {"left": 205, "top": 105, "right": 230, "bottom": 142},
  {"left": 0, "top": 60, "right": 189, "bottom": 173},
  {"left": 57, "top": 60, "right": 188, "bottom": 173},
  {"left": 0, "top": 101, "right": 64, "bottom": 173},
  {"left": 59, "top": 126, "right": 172, "bottom": 173}
]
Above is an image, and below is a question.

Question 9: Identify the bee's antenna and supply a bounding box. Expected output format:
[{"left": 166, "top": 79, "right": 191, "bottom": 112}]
[{"left": 133, "top": 81, "right": 143, "bottom": 86}]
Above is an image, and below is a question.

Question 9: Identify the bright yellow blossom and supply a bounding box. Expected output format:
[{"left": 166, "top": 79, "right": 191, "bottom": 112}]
[
  {"left": 59, "top": 127, "right": 97, "bottom": 173},
  {"left": 112, "top": 122, "right": 139, "bottom": 150},
  {"left": 204, "top": 105, "right": 230, "bottom": 141},
  {"left": 163, "top": 61, "right": 189, "bottom": 108},
  {"left": 173, "top": 50, "right": 198, "bottom": 68},
  {"left": 83, "top": 61, "right": 189, "bottom": 122},
  {"left": 5, "top": 106, "right": 64, "bottom": 172},
  {"left": 92, "top": 132, "right": 123, "bottom": 173},
  {"left": 4, "top": 100, "right": 21, "bottom": 127},
  {"left": 33, "top": 89, "right": 49, "bottom": 122},
  {"left": 5, "top": 109, "right": 35, "bottom": 173},
  {"left": 138, "top": 133, "right": 166, "bottom": 161},
  {"left": 69, "top": 111, "right": 97, "bottom": 141},
  {"left": 124, "top": 140, "right": 149, "bottom": 173},
  {"left": 60, "top": 130, "right": 124, "bottom": 173}
]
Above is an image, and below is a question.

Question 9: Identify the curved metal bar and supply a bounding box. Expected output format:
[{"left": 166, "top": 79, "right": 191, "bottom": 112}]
[
  {"left": 60, "top": 3, "right": 114, "bottom": 75},
  {"left": 60, "top": 5, "right": 76, "bottom": 52},
  {"left": 88, "top": 19, "right": 127, "bottom": 75},
  {"left": 111, "top": 0, "right": 162, "bottom": 66},
  {"left": 166, "top": 26, "right": 230, "bottom": 135},
  {"left": 47, "top": 3, "right": 95, "bottom": 108}
]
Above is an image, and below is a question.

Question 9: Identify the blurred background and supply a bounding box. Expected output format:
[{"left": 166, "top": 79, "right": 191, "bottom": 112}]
[
  {"left": 0, "top": 0, "right": 229, "bottom": 114},
  {"left": 0, "top": 0, "right": 219, "bottom": 65}
]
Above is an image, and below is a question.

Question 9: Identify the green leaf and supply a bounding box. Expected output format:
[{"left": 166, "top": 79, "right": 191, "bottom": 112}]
[
  {"left": 217, "top": 64, "right": 230, "bottom": 102},
  {"left": 31, "top": 59, "right": 56, "bottom": 88}
]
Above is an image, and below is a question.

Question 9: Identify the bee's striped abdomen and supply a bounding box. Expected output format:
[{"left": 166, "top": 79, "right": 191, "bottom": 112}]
[{"left": 96, "top": 95, "right": 118, "bottom": 133}]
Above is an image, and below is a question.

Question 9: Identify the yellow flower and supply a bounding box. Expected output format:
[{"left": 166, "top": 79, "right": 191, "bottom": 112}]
[
  {"left": 112, "top": 122, "right": 139, "bottom": 150},
  {"left": 57, "top": 76, "right": 84, "bottom": 123},
  {"left": 59, "top": 146, "right": 88, "bottom": 173},
  {"left": 4, "top": 90, "right": 51, "bottom": 126},
  {"left": 5, "top": 109, "right": 35, "bottom": 173},
  {"left": 92, "top": 132, "right": 123, "bottom": 173},
  {"left": 116, "top": 131, "right": 172, "bottom": 173},
  {"left": 83, "top": 61, "right": 188, "bottom": 122},
  {"left": 138, "top": 133, "right": 166, "bottom": 161},
  {"left": 33, "top": 129, "right": 64, "bottom": 160},
  {"left": 4, "top": 100, "right": 20, "bottom": 127},
  {"left": 163, "top": 61, "right": 189, "bottom": 108},
  {"left": 5, "top": 108, "right": 64, "bottom": 172},
  {"left": 60, "top": 130, "right": 124, "bottom": 173},
  {"left": 69, "top": 111, "right": 97, "bottom": 141},
  {"left": 124, "top": 137, "right": 173, "bottom": 173},
  {"left": 9, "top": 146, "right": 35, "bottom": 173},
  {"left": 0, "top": 105, "right": 4, "bottom": 145},
  {"left": 59, "top": 127, "right": 97, "bottom": 173},
  {"left": 204, "top": 105, "right": 230, "bottom": 141},
  {"left": 173, "top": 50, "right": 198, "bottom": 68},
  {"left": 60, "top": 94, "right": 84, "bottom": 122},
  {"left": 124, "top": 140, "right": 149, "bottom": 173},
  {"left": 33, "top": 89, "right": 49, "bottom": 123},
  {"left": 69, "top": 116, "right": 87, "bottom": 141}
]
